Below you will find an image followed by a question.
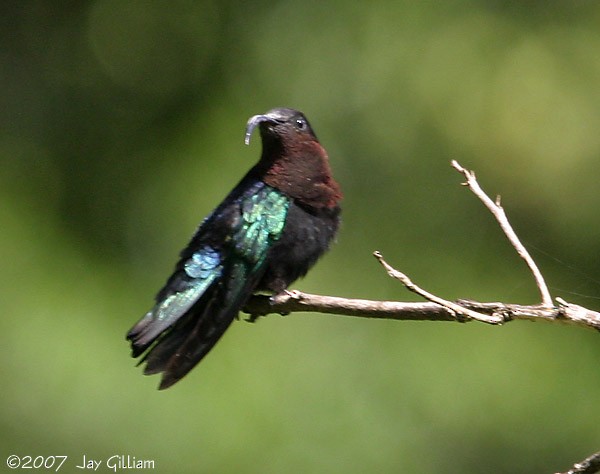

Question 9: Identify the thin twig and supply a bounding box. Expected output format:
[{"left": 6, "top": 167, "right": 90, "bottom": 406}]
[
  {"left": 451, "top": 160, "right": 553, "bottom": 307},
  {"left": 373, "top": 251, "right": 504, "bottom": 325},
  {"left": 556, "top": 451, "right": 600, "bottom": 474}
]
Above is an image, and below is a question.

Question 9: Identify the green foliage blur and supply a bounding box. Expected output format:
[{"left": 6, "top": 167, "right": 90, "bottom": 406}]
[{"left": 2, "top": 1, "right": 600, "bottom": 473}]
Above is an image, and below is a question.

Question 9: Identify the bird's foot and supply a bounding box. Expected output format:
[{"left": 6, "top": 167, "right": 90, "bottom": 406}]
[
  {"left": 279, "top": 289, "right": 302, "bottom": 300},
  {"left": 268, "top": 289, "right": 301, "bottom": 316},
  {"left": 245, "top": 290, "right": 301, "bottom": 322}
]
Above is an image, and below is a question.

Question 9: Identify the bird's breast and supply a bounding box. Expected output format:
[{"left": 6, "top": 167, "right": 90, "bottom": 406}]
[{"left": 258, "top": 200, "right": 340, "bottom": 293}]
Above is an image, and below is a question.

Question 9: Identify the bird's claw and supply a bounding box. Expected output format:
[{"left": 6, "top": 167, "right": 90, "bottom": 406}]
[
  {"left": 270, "top": 289, "right": 301, "bottom": 303},
  {"left": 285, "top": 289, "right": 302, "bottom": 299},
  {"left": 245, "top": 313, "right": 262, "bottom": 323},
  {"left": 267, "top": 289, "right": 301, "bottom": 316}
]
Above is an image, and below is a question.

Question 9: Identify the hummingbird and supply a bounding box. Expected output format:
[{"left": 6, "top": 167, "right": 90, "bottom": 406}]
[{"left": 127, "top": 108, "right": 342, "bottom": 389}]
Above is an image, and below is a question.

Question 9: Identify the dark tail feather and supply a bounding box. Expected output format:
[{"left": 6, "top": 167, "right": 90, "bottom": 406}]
[
  {"left": 146, "top": 287, "right": 236, "bottom": 389},
  {"left": 129, "top": 262, "right": 263, "bottom": 389},
  {"left": 127, "top": 271, "right": 217, "bottom": 358}
]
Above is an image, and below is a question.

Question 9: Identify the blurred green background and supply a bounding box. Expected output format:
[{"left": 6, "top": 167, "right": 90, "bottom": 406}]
[{"left": 2, "top": 1, "right": 600, "bottom": 473}]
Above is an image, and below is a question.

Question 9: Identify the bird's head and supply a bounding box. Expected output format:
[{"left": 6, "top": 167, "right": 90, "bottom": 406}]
[
  {"left": 244, "top": 107, "right": 341, "bottom": 208},
  {"left": 245, "top": 108, "right": 318, "bottom": 149}
]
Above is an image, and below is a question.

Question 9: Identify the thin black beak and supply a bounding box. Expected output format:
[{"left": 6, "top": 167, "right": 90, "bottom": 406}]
[
  {"left": 244, "top": 113, "right": 281, "bottom": 145},
  {"left": 245, "top": 115, "right": 266, "bottom": 145},
  {"left": 245, "top": 115, "right": 268, "bottom": 145}
]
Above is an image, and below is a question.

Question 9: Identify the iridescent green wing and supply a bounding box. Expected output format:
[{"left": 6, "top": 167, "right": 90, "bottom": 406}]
[{"left": 232, "top": 183, "right": 289, "bottom": 266}]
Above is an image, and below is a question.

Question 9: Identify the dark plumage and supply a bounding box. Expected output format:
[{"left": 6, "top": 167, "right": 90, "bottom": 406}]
[{"left": 126, "top": 108, "right": 342, "bottom": 389}]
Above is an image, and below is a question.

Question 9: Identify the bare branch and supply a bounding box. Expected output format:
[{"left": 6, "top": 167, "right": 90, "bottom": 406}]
[
  {"left": 244, "top": 291, "right": 457, "bottom": 322},
  {"left": 244, "top": 291, "right": 600, "bottom": 331},
  {"left": 243, "top": 160, "right": 600, "bottom": 333},
  {"left": 451, "top": 160, "right": 553, "bottom": 307},
  {"left": 242, "top": 159, "right": 600, "bottom": 474},
  {"left": 556, "top": 451, "right": 600, "bottom": 474},
  {"left": 556, "top": 298, "right": 600, "bottom": 328}
]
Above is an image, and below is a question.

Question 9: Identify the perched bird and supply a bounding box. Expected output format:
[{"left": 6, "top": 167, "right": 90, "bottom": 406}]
[{"left": 127, "top": 108, "right": 342, "bottom": 389}]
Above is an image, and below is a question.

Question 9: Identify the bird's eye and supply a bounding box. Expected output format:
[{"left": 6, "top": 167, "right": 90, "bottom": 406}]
[{"left": 295, "top": 117, "right": 307, "bottom": 130}]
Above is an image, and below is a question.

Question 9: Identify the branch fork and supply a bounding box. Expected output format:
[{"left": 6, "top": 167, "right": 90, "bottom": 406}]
[{"left": 451, "top": 160, "right": 553, "bottom": 308}]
